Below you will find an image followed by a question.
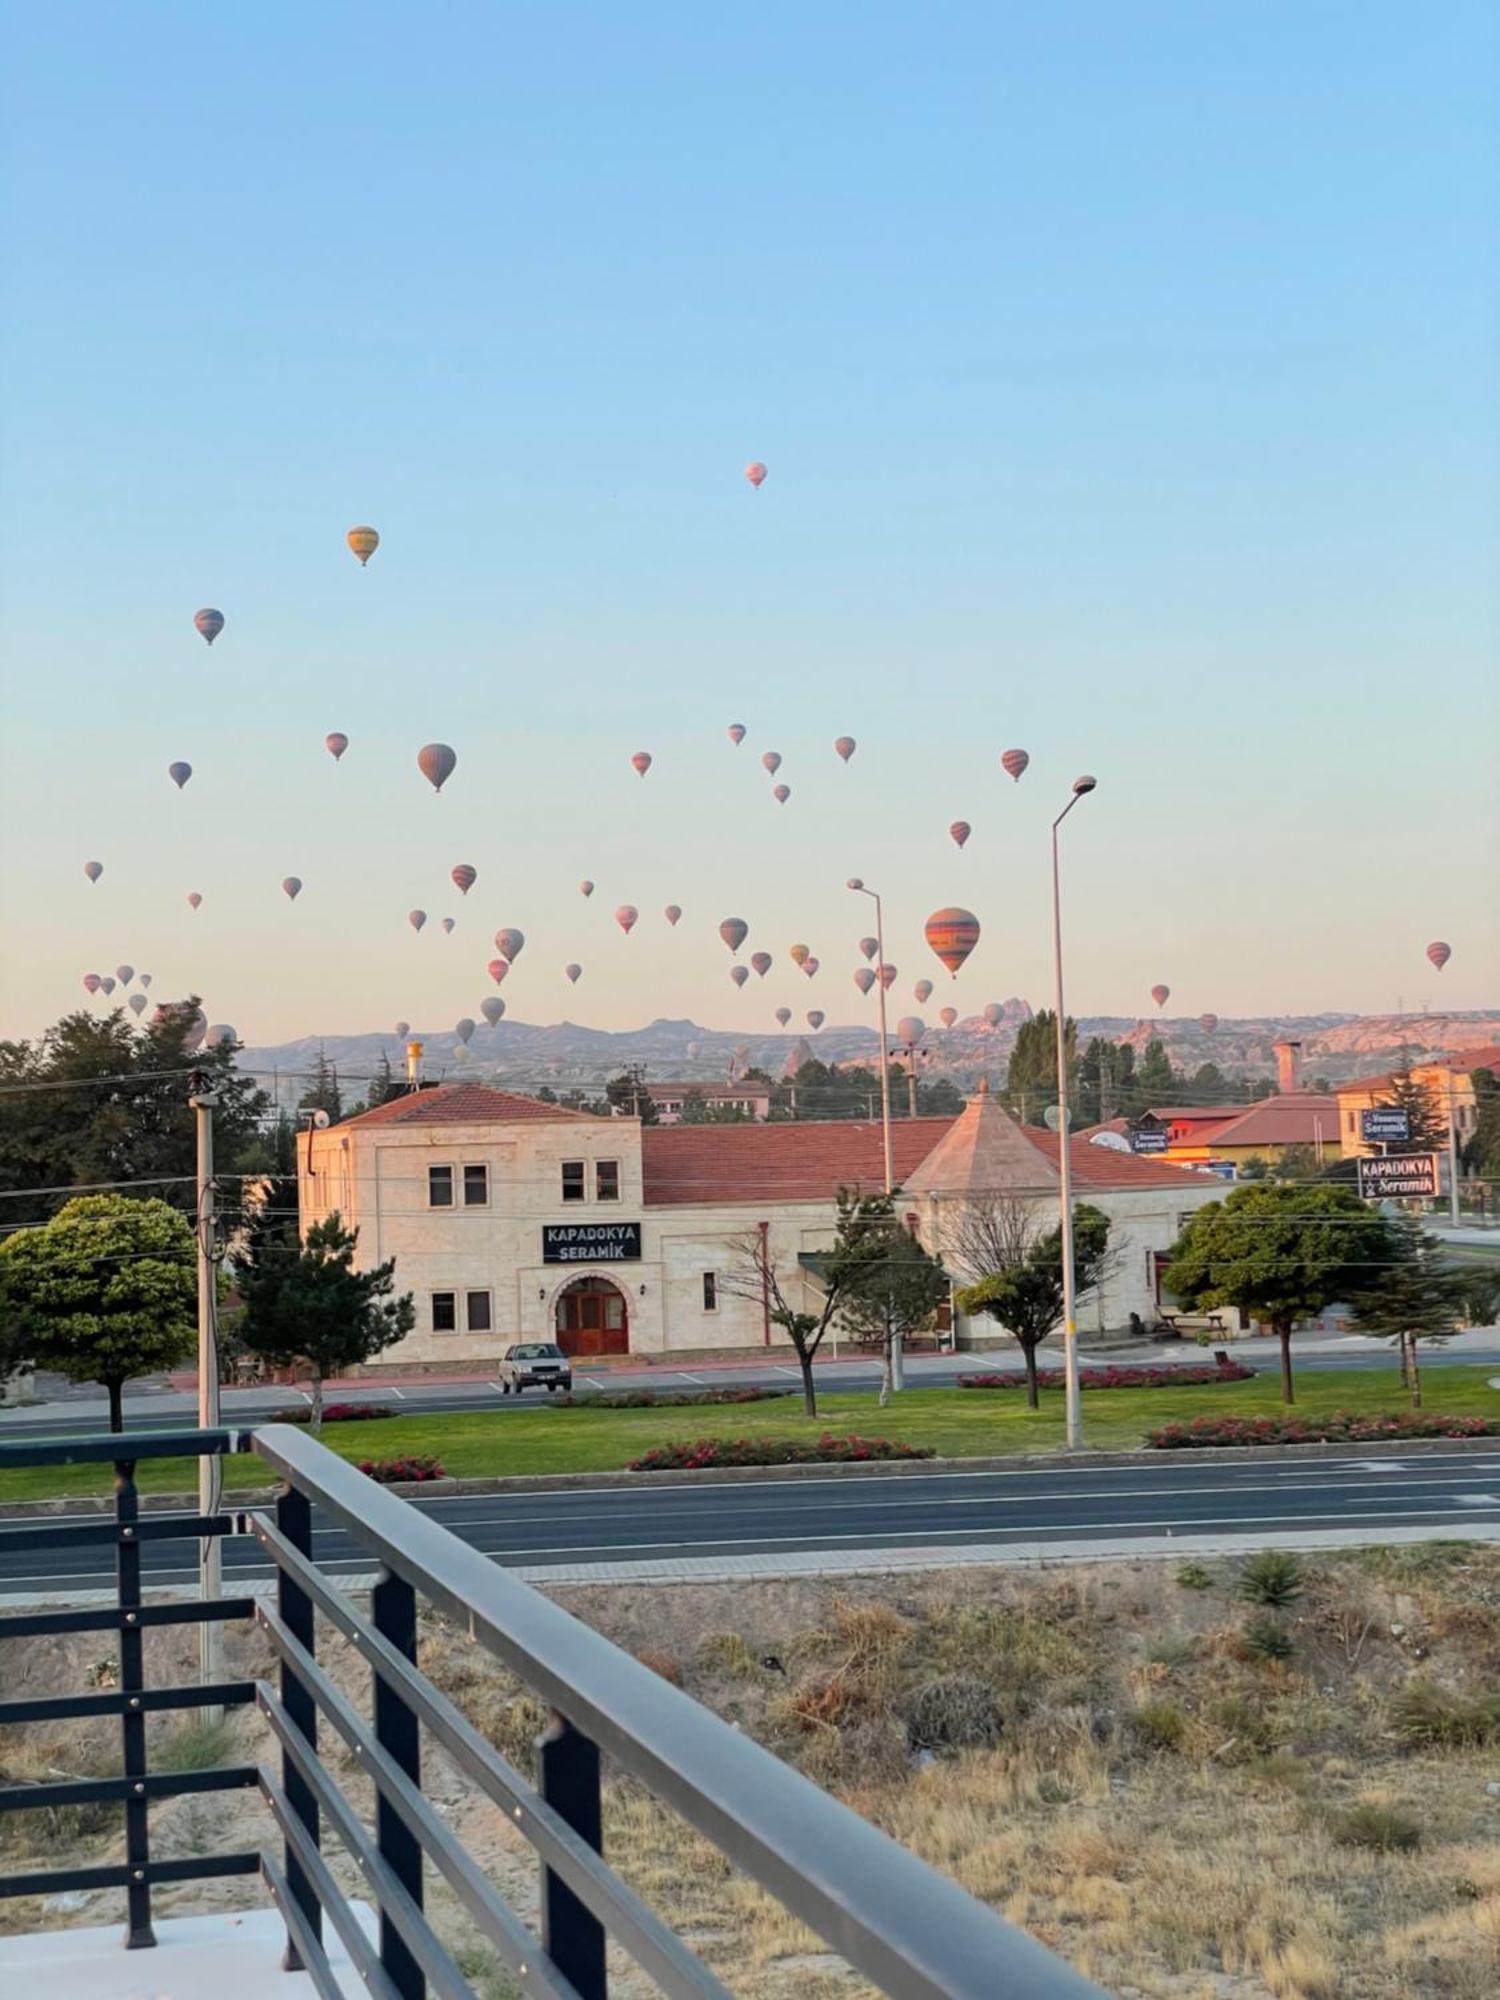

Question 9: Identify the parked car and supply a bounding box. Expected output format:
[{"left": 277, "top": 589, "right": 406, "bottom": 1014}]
[{"left": 497, "top": 1341, "right": 573, "bottom": 1394}]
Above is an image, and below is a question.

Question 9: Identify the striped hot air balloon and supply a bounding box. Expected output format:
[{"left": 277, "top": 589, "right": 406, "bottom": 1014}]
[
  {"left": 194, "top": 608, "right": 224, "bottom": 645},
  {"left": 417, "top": 743, "right": 457, "bottom": 792},
  {"left": 924, "top": 907, "right": 980, "bottom": 976},
  {"left": 1426, "top": 941, "right": 1452, "bottom": 972},
  {"left": 451, "top": 864, "right": 477, "bottom": 896},
  {"left": 1000, "top": 748, "right": 1030, "bottom": 782},
  {"left": 718, "top": 917, "right": 749, "bottom": 954},
  {"left": 347, "top": 525, "right": 380, "bottom": 566},
  {"left": 949, "top": 820, "right": 971, "bottom": 849}
]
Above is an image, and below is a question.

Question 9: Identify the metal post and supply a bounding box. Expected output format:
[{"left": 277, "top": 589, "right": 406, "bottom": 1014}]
[
  {"left": 538, "top": 1714, "right": 606, "bottom": 1999},
  {"left": 276, "top": 1487, "right": 321, "bottom": 1970},
  {"left": 1051, "top": 778, "right": 1096, "bottom": 1453},
  {"left": 372, "top": 1568, "right": 424, "bottom": 2000},
  {"left": 115, "top": 1457, "right": 155, "bottom": 1949},
  {"left": 873, "top": 894, "right": 894, "bottom": 1194},
  {"left": 1446, "top": 1070, "right": 1461, "bottom": 1225},
  {"left": 190, "top": 1089, "right": 223, "bottom": 1714}
]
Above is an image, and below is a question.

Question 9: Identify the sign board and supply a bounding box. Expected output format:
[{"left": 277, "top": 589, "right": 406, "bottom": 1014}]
[
  {"left": 542, "top": 1221, "right": 643, "bottom": 1265},
  {"left": 1130, "top": 1129, "right": 1169, "bottom": 1154},
  {"left": 1360, "top": 1107, "right": 1411, "bottom": 1144},
  {"left": 1356, "top": 1153, "right": 1439, "bottom": 1201}
]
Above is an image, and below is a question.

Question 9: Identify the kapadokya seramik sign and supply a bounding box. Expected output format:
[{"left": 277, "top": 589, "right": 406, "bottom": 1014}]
[
  {"left": 542, "top": 1221, "right": 643, "bottom": 1264},
  {"left": 1356, "top": 1153, "right": 1439, "bottom": 1200},
  {"left": 1360, "top": 1107, "right": 1411, "bottom": 1144}
]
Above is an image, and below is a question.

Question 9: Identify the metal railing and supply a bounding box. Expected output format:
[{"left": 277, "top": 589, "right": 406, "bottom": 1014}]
[{"left": 0, "top": 1424, "right": 1105, "bottom": 1998}]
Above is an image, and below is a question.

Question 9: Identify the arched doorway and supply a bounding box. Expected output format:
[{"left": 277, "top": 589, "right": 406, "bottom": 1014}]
[{"left": 554, "top": 1275, "right": 630, "bottom": 1357}]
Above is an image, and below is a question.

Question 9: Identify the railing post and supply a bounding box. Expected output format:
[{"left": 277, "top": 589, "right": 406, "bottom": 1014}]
[
  {"left": 537, "top": 1713, "right": 606, "bottom": 1999},
  {"left": 371, "top": 1567, "right": 424, "bottom": 2000},
  {"left": 114, "top": 1458, "right": 154, "bottom": 1951},
  {"left": 276, "top": 1485, "right": 321, "bottom": 1970}
]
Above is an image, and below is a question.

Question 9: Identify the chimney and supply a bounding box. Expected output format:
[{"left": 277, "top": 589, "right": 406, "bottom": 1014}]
[
  {"left": 405, "top": 1039, "right": 425, "bottom": 1089},
  {"left": 1273, "top": 1039, "right": 1302, "bottom": 1094}
]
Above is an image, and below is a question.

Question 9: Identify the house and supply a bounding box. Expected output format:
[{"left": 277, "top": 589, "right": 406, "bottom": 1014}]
[
  {"left": 643, "top": 1080, "right": 774, "bottom": 1124},
  {"left": 1333, "top": 1056, "right": 1488, "bottom": 1160},
  {"left": 1161, "top": 1092, "right": 1344, "bottom": 1171},
  {"left": 297, "top": 1080, "right": 1225, "bottom": 1368}
]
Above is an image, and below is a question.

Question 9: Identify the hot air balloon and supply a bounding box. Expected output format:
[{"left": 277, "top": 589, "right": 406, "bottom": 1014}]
[
  {"left": 858, "top": 937, "right": 878, "bottom": 961},
  {"left": 453, "top": 1044, "right": 471, "bottom": 1065},
  {"left": 486, "top": 959, "right": 509, "bottom": 986},
  {"left": 168, "top": 761, "right": 192, "bottom": 790},
  {"left": 761, "top": 750, "right": 782, "bottom": 775},
  {"left": 417, "top": 743, "right": 457, "bottom": 793},
  {"left": 630, "top": 751, "right": 653, "bottom": 779},
  {"left": 441, "top": 917, "right": 456, "bottom": 934},
  {"left": 802, "top": 957, "right": 820, "bottom": 979},
  {"left": 1150, "top": 984, "right": 1170, "bottom": 1009},
  {"left": 730, "top": 965, "right": 750, "bottom": 989},
  {"left": 939, "top": 1006, "right": 958, "bottom": 1028},
  {"left": 949, "top": 820, "right": 971, "bottom": 849},
  {"left": 565, "top": 963, "right": 582, "bottom": 984},
  {"left": 745, "top": 461, "right": 767, "bottom": 488},
  {"left": 495, "top": 928, "right": 525, "bottom": 962},
  {"left": 181, "top": 1009, "right": 207, "bottom": 1053},
  {"left": 579, "top": 879, "right": 595, "bottom": 897},
  {"left": 663, "top": 904, "right": 682, "bottom": 927},
  {"left": 807, "top": 1010, "right": 825, "bottom": 1030},
  {"left": 139, "top": 974, "right": 151, "bottom": 989},
  {"left": 896, "top": 1016, "right": 925, "bottom": 1048},
  {"left": 115, "top": 964, "right": 134, "bottom": 986},
  {"left": 394, "top": 1021, "right": 410, "bottom": 1039},
  {"left": 282, "top": 877, "right": 303, "bottom": 901},
  {"left": 924, "top": 907, "right": 980, "bottom": 976},
  {"left": 854, "top": 968, "right": 877, "bottom": 996},
  {"left": 408, "top": 909, "right": 427, "bottom": 933},
  {"left": 451, "top": 864, "right": 477, "bottom": 896},
  {"left": 719, "top": 917, "right": 749, "bottom": 954},
  {"left": 788, "top": 944, "right": 809, "bottom": 968},
  {"left": 878, "top": 965, "right": 898, "bottom": 990},
  {"left": 194, "top": 608, "right": 224, "bottom": 646},
  {"left": 454, "top": 1018, "right": 475, "bottom": 1045},
  {"left": 481, "top": 998, "right": 505, "bottom": 1026},
  {"left": 1427, "top": 941, "right": 1452, "bottom": 972},
  {"left": 204, "top": 1024, "right": 236, "bottom": 1048},
  {"left": 773, "top": 784, "right": 790, "bottom": 804},
  {"left": 1199, "top": 1013, "right": 1219, "bottom": 1035},
  {"left": 834, "top": 736, "right": 856, "bottom": 763},
  {"left": 983, "top": 1002, "right": 1003, "bottom": 1028},
  {"left": 83, "top": 861, "right": 103, "bottom": 883},
  {"left": 187, "top": 892, "right": 202, "bottom": 910},
  {"left": 128, "top": 993, "right": 147, "bottom": 1017},
  {"left": 82, "top": 973, "right": 102, "bottom": 995},
  {"left": 615, "top": 905, "right": 639, "bottom": 935},
  {"left": 914, "top": 979, "right": 933, "bottom": 1003},
  {"left": 775, "top": 1006, "right": 792, "bottom": 1026},
  {"left": 325, "top": 732, "right": 349, "bottom": 761},
  {"left": 750, "top": 951, "right": 772, "bottom": 978},
  {"left": 347, "top": 526, "right": 380, "bottom": 566},
  {"left": 727, "top": 723, "right": 746, "bottom": 746},
  {"left": 1000, "top": 748, "right": 1030, "bottom": 782},
  {"left": 100, "top": 976, "right": 116, "bottom": 995}
]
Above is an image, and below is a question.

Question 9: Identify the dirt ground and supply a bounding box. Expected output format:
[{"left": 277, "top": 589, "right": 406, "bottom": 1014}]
[{"left": 4, "top": 1546, "right": 1500, "bottom": 1998}]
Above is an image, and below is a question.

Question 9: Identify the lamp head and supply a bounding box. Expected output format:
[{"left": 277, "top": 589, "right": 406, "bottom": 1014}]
[
  {"left": 1072, "top": 775, "right": 1097, "bottom": 796},
  {"left": 846, "top": 877, "right": 864, "bottom": 892}
]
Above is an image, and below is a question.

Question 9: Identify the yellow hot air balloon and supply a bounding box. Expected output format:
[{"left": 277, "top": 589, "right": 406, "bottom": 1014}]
[{"left": 347, "top": 525, "right": 380, "bottom": 566}]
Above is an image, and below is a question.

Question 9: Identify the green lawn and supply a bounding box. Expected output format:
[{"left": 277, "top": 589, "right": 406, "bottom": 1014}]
[{"left": 2, "top": 1365, "right": 1498, "bottom": 1503}]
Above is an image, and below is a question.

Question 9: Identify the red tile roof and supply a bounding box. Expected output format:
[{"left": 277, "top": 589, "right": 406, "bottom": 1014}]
[
  {"left": 339, "top": 1084, "right": 602, "bottom": 1129},
  {"left": 642, "top": 1120, "right": 952, "bottom": 1206},
  {"left": 1029, "top": 1132, "right": 1221, "bottom": 1191},
  {"left": 1334, "top": 1057, "right": 1480, "bottom": 1096},
  {"left": 1184, "top": 1093, "right": 1341, "bottom": 1150},
  {"left": 1142, "top": 1105, "right": 1244, "bottom": 1124}
]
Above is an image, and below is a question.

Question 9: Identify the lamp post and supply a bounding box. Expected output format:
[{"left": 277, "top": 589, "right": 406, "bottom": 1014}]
[
  {"left": 847, "top": 879, "right": 894, "bottom": 1193},
  {"left": 1051, "top": 776, "right": 1096, "bottom": 1452}
]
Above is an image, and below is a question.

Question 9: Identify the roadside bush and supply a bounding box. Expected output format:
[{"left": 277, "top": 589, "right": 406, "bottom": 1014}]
[
  {"left": 898, "top": 1674, "right": 1004, "bottom": 1753},
  {"left": 554, "top": 1386, "right": 792, "bottom": 1409},
  {"left": 274, "top": 1401, "right": 396, "bottom": 1425},
  {"left": 626, "top": 1434, "right": 934, "bottom": 1471},
  {"left": 1389, "top": 1681, "right": 1500, "bottom": 1749},
  {"left": 1175, "top": 1561, "right": 1215, "bottom": 1591},
  {"left": 358, "top": 1453, "right": 447, "bottom": 1484},
  {"left": 1240, "top": 1615, "right": 1295, "bottom": 1663},
  {"left": 1326, "top": 1801, "right": 1422, "bottom": 1852},
  {"left": 959, "top": 1361, "right": 1255, "bottom": 1391},
  {"left": 1131, "top": 1701, "right": 1186, "bottom": 1751},
  {"left": 1238, "top": 1550, "right": 1304, "bottom": 1609},
  {"left": 1149, "top": 1411, "right": 1500, "bottom": 1449}
]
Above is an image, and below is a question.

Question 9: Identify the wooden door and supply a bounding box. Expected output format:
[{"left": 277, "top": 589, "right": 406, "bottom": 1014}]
[{"left": 556, "top": 1278, "right": 629, "bottom": 1356}]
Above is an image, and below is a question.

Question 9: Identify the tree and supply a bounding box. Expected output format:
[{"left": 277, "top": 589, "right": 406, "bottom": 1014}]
[
  {"left": 1376, "top": 1050, "right": 1446, "bottom": 1152},
  {"left": 298, "top": 1046, "right": 344, "bottom": 1124},
  {"left": 237, "top": 1212, "right": 414, "bottom": 1428},
  {"left": 365, "top": 1051, "right": 405, "bottom": 1110},
  {"left": 1134, "top": 1038, "right": 1177, "bottom": 1108},
  {"left": 0, "top": 1195, "right": 197, "bottom": 1430},
  {"left": 604, "top": 1070, "right": 658, "bottom": 1123},
  {"left": 1164, "top": 1184, "right": 1392, "bottom": 1404},
  {"left": 834, "top": 1195, "right": 949, "bottom": 1405},
  {"left": 1463, "top": 1069, "right": 1500, "bottom": 1183},
  {"left": 949, "top": 1198, "right": 1113, "bottom": 1407},
  {"left": 1004, "top": 1010, "right": 1075, "bottom": 1127},
  {"left": 914, "top": 1077, "right": 965, "bottom": 1117},
  {"left": 1344, "top": 1216, "right": 1465, "bottom": 1407},
  {"left": 1077, "top": 1037, "right": 1137, "bottom": 1126}
]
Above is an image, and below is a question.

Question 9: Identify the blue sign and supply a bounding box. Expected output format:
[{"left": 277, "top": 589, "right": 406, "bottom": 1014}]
[
  {"left": 1360, "top": 1107, "right": 1410, "bottom": 1143},
  {"left": 1130, "top": 1129, "right": 1169, "bottom": 1154}
]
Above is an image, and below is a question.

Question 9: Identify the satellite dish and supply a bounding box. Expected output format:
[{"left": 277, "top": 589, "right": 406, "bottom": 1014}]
[
  {"left": 311, "top": 1109, "right": 331, "bottom": 1130},
  {"left": 1089, "top": 1129, "right": 1132, "bottom": 1152}
]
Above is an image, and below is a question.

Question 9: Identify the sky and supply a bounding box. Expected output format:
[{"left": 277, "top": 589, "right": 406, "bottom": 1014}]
[{"left": 2, "top": 1, "right": 1496, "bottom": 1048}]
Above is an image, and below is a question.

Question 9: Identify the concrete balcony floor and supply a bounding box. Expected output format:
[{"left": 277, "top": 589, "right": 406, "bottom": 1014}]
[{"left": 0, "top": 1904, "right": 372, "bottom": 1997}]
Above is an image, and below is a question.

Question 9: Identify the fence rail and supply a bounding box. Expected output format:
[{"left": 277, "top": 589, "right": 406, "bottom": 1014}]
[{"left": 0, "top": 1424, "right": 1105, "bottom": 1998}]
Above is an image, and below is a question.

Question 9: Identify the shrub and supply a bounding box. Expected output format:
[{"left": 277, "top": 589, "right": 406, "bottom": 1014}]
[
  {"left": 898, "top": 1675, "right": 1004, "bottom": 1753},
  {"left": 1238, "top": 1550, "right": 1303, "bottom": 1608},
  {"left": 155, "top": 1719, "right": 235, "bottom": 1774},
  {"left": 1175, "top": 1561, "right": 1215, "bottom": 1591},
  {"left": 959, "top": 1361, "right": 1255, "bottom": 1391},
  {"left": 1327, "top": 1801, "right": 1421, "bottom": 1852},
  {"left": 1145, "top": 1633, "right": 1200, "bottom": 1669},
  {"left": 626, "top": 1434, "right": 935, "bottom": 1471},
  {"left": 1389, "top": 1681, "right": 1500, "bottom": 1749},
  {"left": 274, "top": 1401, "right": 397, "bottom": 1425},
  {"left": 358, "top": 1453, "right": 447, "bottom": 1484},
  {"left": 1131, "top": 1701, "right": 1186, "bottom": 1751},
  {"left": 1241, "top": 1614, "right": 1295, "bottom": 1662},
  {"left": 1149, "top": 1410, "right": 1500, "bottom": 1449},
  {"left": 553, "top": 1386, "right": 793, "bottom": 1409}
]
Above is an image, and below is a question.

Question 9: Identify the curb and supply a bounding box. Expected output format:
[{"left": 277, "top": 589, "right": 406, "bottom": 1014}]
[{"left": 3, "top": 1433, "right": 1498, "bottom": 1519}]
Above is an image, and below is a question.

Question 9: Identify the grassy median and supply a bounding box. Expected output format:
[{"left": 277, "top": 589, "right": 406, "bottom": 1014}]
[{"left": 2, "top": 1365, "right": 1498, "bottom": 1503}]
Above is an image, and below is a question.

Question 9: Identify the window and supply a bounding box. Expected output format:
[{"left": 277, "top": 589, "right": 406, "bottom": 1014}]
[
  {"left": 465, "top": 1290, "right": 492, "bottom": 1332},
  {"left": 561, "top": 1160, "right": 585, "bottom": 1203},
  {"left": 1346, "top": 1112, "right": 1355, "bottom": 1133},
  {"left": 596, "top": 1159, "right": 620, "bottom": 1202},
  {"left": 431, "top": 1291, "right": 457, "bottom": 1332},
  {"left": 463, "top": 1163, "right": 488, "bottom": 1207},
  {"left": 701, "top": 1271, "right": 717, "bottom": 1313},
  {"left": 428, "top": 1165, "right": 454, "bottom": 1208}
]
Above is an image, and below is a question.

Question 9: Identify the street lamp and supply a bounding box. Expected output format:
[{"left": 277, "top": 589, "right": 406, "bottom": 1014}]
[
  {"left": 1051, "top": 776, "right": 1096, "bottom": 1451},
  {"left": 847, "top": 879, "right": 894, "bottom": 1193}
]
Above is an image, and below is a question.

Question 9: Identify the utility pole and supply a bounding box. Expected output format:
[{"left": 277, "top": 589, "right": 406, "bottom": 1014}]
[
  {"left": 1445, "top": 1069, "right": 1461, "bottom": 1226},
  {"left": 1051, "top": 776, "right": 1097, "bottom": 1452},
  {"left": 189, "top": 1084, "right": 223, "bottom": 1716}
]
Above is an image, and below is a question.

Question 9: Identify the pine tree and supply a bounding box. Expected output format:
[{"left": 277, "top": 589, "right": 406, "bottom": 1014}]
[
  {"left": 1377, "top": 1050, "right": 1447, "bottom": 1152},
  {"left": 298, "top": 1046, "right": 344, "bottom": 1124},
  {"left": 1004, "top": 1010, "right": 1075, "bottom": 1127}
]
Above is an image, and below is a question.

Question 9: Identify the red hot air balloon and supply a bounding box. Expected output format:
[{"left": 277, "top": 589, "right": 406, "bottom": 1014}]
[
  {"left": 1426, "top": 941, "right": 1452, "bottom": 972},
  {"left": 750, "top": 951, "right": 772, "bottom": 978},
  {"left": 83, "top": 861, "right": 103, "bottom": 883},
  {"left": 451, "top": 864, "right": 477, "bottom": 896},
  {"left": 495, "top": 928, "right": 525, "bottom": 961},
  {"left": 744, "top": 462, "right": 767, "bottom": 488},
  {"left": 630, "top": 752, "right": 652, "bottom": 778},
  {"left": 82, "top": 973, "right": 102, "bottom": 994},
  {"left": 417, "top": 743, "right": 457, "bottom": 792},
  {"left": 194, "top": 608, "right": 224, "bottom": 645},
  {"left": 834, "top": 736, "right": 856, "bottom": 763},
  {"left": 168, "top": 761, "right": 192, "bottom": 789},
  {"left": 1199, "top": 1013, "right": 1219, "bottom": 1035},
  {"left": 441, "top": 917, "right": 456, "bottom": 934},
  {"left": 924, "top": 907, "right": 980, "bottom": 976},
  {"left": 481, "top": 998, "right": 505, "bottom": 1026},
  {"left": 187, "top": 891, "right": 202, "bottom": 909},
  {"left": 730, "top": 965, "right": 749, "bottom": 988},
  {"left": 983, "top": 1002, "right": 1003, "bottom": 1028},
  {"left": 914, "top": 979, "right": 934, "bottom": 1003},
  {"left": 664, "top": 904, "right": 682, "bottom": 927},
  {"left": 1000, "top": 748, "right": 1030, "bottom": 782},
  {"left": 949, "top": 820, "right": 971, "bottom": 849},
  {"left": 615, "top": 905, "right": 639, "bottom": 935},
  {"left": 878, "top": 964, "right": 898, "bottom": 990},
  {"left": 761, "top": 750, "right": 782, "bottom": 775},
  {"left": 854, "top": 967, "right": 876, "bottom": 996},
  {"left": 1150, "top": 984, "right": 1170, "bottom": 1009},
  {"left": 718, "top": 917, "right": 749, "bottom": 954},
  {"left": 408, "top": 909, "right": 427, "bottom": 932},
  {"left": 565, "top": 963, "right": 582, "bottom": 984},
  {"left": 727, "top": 723, "right": 747, "bottom": 746},
  {"left": 858, "top": 936, "right": 878, "bottom": 962},
  {"left": 807, "top": 1010, "right": 825, "bottom": 1030},
  {"left": 579, "top": 879, "right": 594, "bottom": 897},
  {"left": 325, "top": 733, "right": 349, "bottom": 761},
  {"left": 773, "top": 783, "right": 790, "bottom": 804},
  {"left": 282, "top": 877, "right": 303, "bottom": 901},
  {"left": 939, "top": 1005, "right": 958, "bottom": 1028},
  {"left": 775, "top": 1006, "right": 792, "bottom": 1026},
  {"left": 486, "top": 959, "right": 509, "bottom": 986}
]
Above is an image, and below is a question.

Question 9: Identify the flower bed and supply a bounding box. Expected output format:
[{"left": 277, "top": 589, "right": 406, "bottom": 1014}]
[
  {"left": 274, "top": 1401, "right": 397, "bottom": 1425},
  {"left": 1148, "top": 1411, "right": 1500, "bottom": 1451},
  {"left": 627, "top": 1433, "right": 936, "bottom": 1472},
  {"left": 554, "top": 1385, "right": 794, "bottom": 1409},
  {"left": 959, "top": 1362, "right": 1255, "bottom": 1391},
  {"left": 358, "top": 1453, "right": 447, "bottom": 1483}
]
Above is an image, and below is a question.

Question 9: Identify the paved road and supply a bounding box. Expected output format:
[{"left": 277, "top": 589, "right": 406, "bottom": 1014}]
[{"left": 6, "top": 1449, "right": 1500, "bottom": 1596}]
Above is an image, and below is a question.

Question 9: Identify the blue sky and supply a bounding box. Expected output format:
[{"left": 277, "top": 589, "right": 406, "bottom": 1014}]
[{"left": 2, "top": 2, "right": 1495, "bottom": 1045}]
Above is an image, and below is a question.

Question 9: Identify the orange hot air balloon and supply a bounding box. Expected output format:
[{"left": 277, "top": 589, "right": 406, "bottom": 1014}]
[
  {"left": 858, "top": 936, "right": 878, "bottom": 961},
  {"left": 939, "top": 1006, "right": 958, "bottom": 1028},
  {"left": 451, "top": 864, "right": 477, "bottom": 896},
  {"left": 833, "top": 736, "right": 856, "bottom": 763},
  {"left": 949, "top": 820, "right": 971, "bottom": 849},
  {"left": 1426, "top": 941, "right": 1452, "bottom": 971},
  {"left": 630, "top": 751, "right": 653, "bottom": 778},
  {"left": 346, "top": 525, "right": 380, "bottom": 566},
  {"left": 807, "top": 1010, "right": 824, "bottom": 1030},
  {"left": 761, "top": 750, "right": 782, "bottom": 775},
  {"left": 878, "top": 964, "right": 898, "bottom": 990},
  {"left": 1000, "top": 748, "right": 1030, "bottom": 782},
  {"left": 615, "top": 905, "right": 639, "bottom": 935},
  {"left": 789, "top": 943, "right": 810, "bottom": 967},
  {"left": 730, "top": 965, "right": 750, "bottom": 988},
  {"left": 773, "top": 783, "right": 790, "bottom": 804},
  {"left": 579, "top": 879, "right": 594, "bottom": 897},
  {"left": 745, "top": 461, "right": 767, "bottom": 488},
  {"left": 719, "top": 917, "right": 749, "bottom": 954},
  {"left": 664, "top": 904, "right": 682, "bottom": 926},
  {"left": 750, "top": 951, "right": 772, "bottom": 978},
  {"left": 853, "top": 968, "right": 876, "bottom": 996},
  {"left": 727, "top": 723, "right": 746, "bottom": 745},
  {"left": 325, "top": 732, "right": 349, "bottom": 761},
  {"left": 924, "top": 907, "right": 980, "bottom": 976},
  {"left": 1150, "top": 984, "right": 1170, "bottom": 1009}
]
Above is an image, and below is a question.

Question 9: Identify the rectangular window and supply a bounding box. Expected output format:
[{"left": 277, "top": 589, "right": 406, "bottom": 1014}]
[
  {"left": 431, "top": 1291, "right": 457, "bottom": 1332},
  {"left": 561, "top": 1160, "right": 585, "bottom": 1203},
  {"left": 465, "top": 1290, "right": 492, "bottom": 1332},
  {"left": 702, "top": 1270, "right": 717, "bottom": 1312},
  {"left": 596, "top": 1159, "right": 620, "bottom": 1202},
  {"left": 428, "top": 1165, "right": 454, "bottom": 1208},
  {"left": 1346, "top": 1111, "right": 1355, "bottom": 1133},
  {"left": 463, "top": 1163, "right": 488, "bottom": 1207}
]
